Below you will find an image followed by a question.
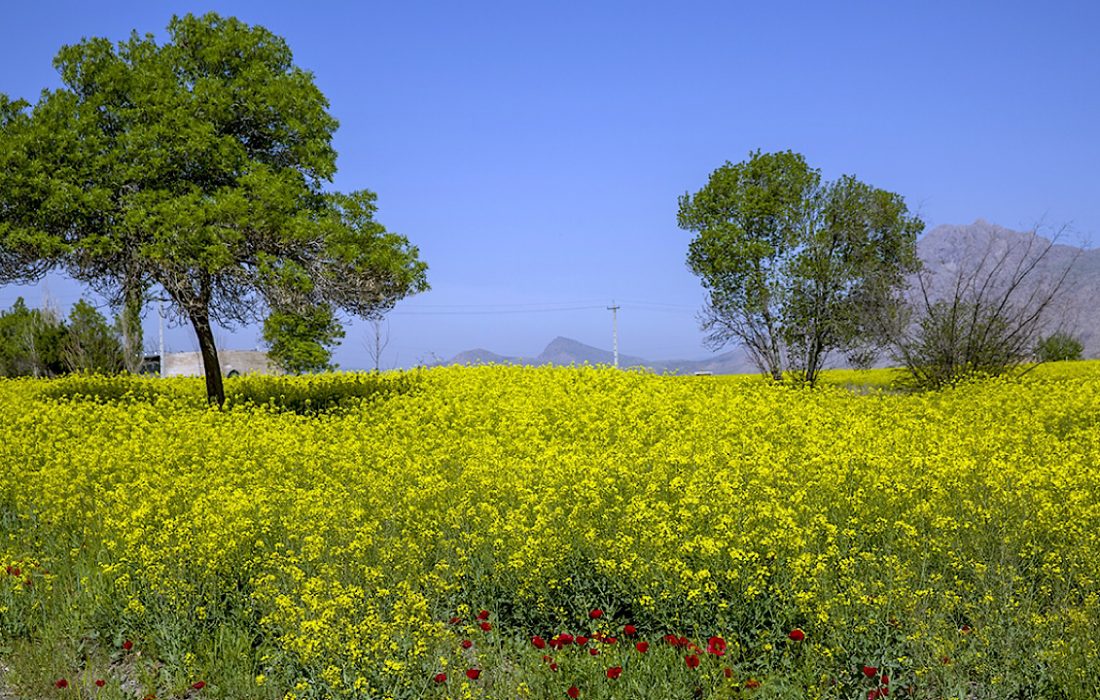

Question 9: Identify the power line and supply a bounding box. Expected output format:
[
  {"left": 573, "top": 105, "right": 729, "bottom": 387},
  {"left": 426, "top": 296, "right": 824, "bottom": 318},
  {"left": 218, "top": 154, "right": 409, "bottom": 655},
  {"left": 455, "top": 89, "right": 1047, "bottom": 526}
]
[
  {"left": 389, "top": 299, "right": 700, "bottom": 316},
  {"left": 391, "top": 305, "right": 606, "bottom": 316},
  {"left": 396, "top": 299, "right": 607, "bottom": 309}
]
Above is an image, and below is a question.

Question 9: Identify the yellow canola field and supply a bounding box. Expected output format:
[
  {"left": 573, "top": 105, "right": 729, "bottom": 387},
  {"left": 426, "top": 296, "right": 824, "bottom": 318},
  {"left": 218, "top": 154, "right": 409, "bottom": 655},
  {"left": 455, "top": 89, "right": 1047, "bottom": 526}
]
[{"left": 1, "top": 365, "right": 1099, "bottom": 699}]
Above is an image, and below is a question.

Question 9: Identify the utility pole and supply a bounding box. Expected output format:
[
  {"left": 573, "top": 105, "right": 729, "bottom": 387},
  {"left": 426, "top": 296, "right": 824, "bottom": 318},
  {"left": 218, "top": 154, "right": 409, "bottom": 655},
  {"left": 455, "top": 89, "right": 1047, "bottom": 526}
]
[
  {"left": 158, "top": 298, "right": 166, "bottom": 378},
  {"left": 607, "top": 301, "right": 620, "bottom": 368}
]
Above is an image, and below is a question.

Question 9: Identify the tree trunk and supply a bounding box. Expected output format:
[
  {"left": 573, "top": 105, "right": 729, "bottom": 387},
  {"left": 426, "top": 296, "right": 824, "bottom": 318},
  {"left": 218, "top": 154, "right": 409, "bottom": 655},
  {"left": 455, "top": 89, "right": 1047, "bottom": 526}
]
[{"left": 188, "top": 309, "right": 225, "bottom": 407}]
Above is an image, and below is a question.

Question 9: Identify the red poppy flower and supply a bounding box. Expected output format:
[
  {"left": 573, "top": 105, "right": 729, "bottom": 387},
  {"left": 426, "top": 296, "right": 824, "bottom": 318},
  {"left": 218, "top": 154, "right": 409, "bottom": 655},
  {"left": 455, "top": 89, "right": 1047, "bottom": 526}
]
[
  {"left": 122, "top": 640, "right": 133, "bottom": 651},
  {"left": 549, "top": 663, "right": 559, "bottom": 671},
  {"left": 745, "top": 679, "right": 761, "bottom": 689},
  {"left": 941, "top": 656, "right": 951, "bottom": 664},
  {"left": 868, "top": 691, "right": 880, "bottom": 700},
  {"left": 707, "top": 636, "right": 727, "bottom": 656},
  {"left": 558, "top": 633, "right": 574, "bottom": 645},
  {"left": 477, "top": 610, "right": 490, "bottom": 620},
  {"left": 679, "top": 636, "right": 692, "bottom": 648},
  {"left": 575, "top": 635, "right": 589, "bottom": 645},
  {"left": 959, "top": 624, "right": 972, "bottom": 634},
  {"left": 433, "top": 673, "right": 447, "bottom": 683},
  {"left": 881, "top": 674, "right": 889, "bottom": 685},
  {"left": 788, "top": 628, "right": 805, "bottom": 642},
  {"left": 10, "top": 567, "right": 19, "bottom": 577},
  {"left": 567, "top": 686, "right": 580, "bottom": 699},
  {"left": 479, "top": 621, "right": 492, "bottom": 632},
  {"left": 542, "top": 654, "right": 553, "bottom": 663},
  {"left": 466, "top": 668, "right": 481, "bottom": 680},
  {"left": 723, "top": 668, "right": 733, "bottom": 679},
  {"left": 461, "top": 639, "right": 473, "bottom": 649},
  {"left": 449, "top": 616, "right": 462, "bottom": 625},
  {"left": 862, "top": 665, "right": 878, "bottom": 678},
  {"left": 604, "top": 636, "right": 617, "bottom": 645},
  {"left": 589, "top": 608, "right": 603, "bottom": 619},
  {"left": 95, "top": 680, "right": 106, "bottom": 688},
  {"left": 588, "top": 647, "right": 600, "bottom": 656},
  {"left": 664, "top": 634, "right": 679, "bottom": 645},
  {"left": 532, "top": 635, "right": 547, "bottom": 649},
  {"left": 55, "top": 679, "right": 69, "bottom": 689},
  {"left": 191, "top": 681, "right": 206, "bottom": 690},
  {"left": 635, "top": 641, "right": 649, "bottom": 653},
  {"left": 685, "top": 654, "right": 700, "bottom": 669},
  {"left": 623, "top": 624, "right": 637, "bottom": 636},
  {"left": 606, "top": 666, "right": 623, "bottom": 680}
]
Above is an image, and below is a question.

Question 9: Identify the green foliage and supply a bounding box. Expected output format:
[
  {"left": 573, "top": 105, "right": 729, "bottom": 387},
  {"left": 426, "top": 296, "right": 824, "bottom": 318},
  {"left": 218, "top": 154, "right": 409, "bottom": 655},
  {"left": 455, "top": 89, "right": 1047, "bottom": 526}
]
[
  {"left": 38, "top": 369, "right": 420, "bottom": 415},
  {"left": 0, "top": 13, "right": 428, "bottom": 406},
  {"left": 896, "top": 300, "right": 1010, "bottom": 389},
  {"left": 262, "top": 303, "right": 346, "bottom": 374},
  {"left": 0, "top": 298, "right": 66, "bottom": 377},
  {"left": 224, "top": 370, "right": 420, "bottom": 414},
  {"left": 1036, "top": 331, "right": 1084, "bottom": 363},
  {"left": 678, "top": 150, "right": 922, "bottom": 386},
  {"left": 62, "top": 299, "right": 124, "bottom": 374}
]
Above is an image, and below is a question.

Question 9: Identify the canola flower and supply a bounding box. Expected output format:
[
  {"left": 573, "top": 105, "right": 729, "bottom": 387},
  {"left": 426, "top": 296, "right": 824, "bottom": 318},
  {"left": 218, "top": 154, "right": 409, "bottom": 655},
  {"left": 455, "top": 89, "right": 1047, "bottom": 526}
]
[{"left": 0, "top": 364, "right": 1098, "bottom": 698}]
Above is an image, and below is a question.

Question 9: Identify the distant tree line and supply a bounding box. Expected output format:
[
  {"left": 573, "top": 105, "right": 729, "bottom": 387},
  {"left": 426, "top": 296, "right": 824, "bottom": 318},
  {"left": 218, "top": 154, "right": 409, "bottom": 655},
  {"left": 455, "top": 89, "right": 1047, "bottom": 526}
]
[{"left": 0, "top": 297, "right": 140, "bottom": 377}]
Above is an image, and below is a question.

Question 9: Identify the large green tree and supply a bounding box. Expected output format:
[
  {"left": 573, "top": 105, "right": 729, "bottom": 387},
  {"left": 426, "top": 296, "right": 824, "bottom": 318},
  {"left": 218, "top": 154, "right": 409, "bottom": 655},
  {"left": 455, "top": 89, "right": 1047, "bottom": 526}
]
[
  {"left": 678, "top": 150, "right": 923, "bottom": 385},
  {"left": 0, "top": 13, "right": 428, "bottom": 404}
]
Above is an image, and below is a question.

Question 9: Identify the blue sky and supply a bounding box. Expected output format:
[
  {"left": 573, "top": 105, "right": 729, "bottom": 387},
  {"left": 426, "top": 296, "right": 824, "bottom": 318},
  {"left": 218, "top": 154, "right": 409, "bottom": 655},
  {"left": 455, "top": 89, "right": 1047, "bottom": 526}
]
[{"left": 2, "top": 1, "right": 1098, "bottom": 368}]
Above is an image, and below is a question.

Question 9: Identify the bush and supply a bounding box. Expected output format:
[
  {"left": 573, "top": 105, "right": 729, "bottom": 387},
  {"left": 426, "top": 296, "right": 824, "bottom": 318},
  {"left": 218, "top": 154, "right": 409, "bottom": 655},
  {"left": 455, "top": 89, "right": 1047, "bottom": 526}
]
[
  {"left": 38, "top": 370, "right": 421, "bottom": 415},
  {"left": 1036, "top": 332, "right": 1084, "bottom": 363}
]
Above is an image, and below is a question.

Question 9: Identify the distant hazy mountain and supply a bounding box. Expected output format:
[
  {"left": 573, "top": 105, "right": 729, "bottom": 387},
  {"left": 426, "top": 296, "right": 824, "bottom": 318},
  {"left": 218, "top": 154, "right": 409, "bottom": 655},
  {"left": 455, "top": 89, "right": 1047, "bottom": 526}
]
[
  {"left": 441, "top": 221, "right": 1098, "bottom": 373},
  {"left": 448, "top": 348, "right": 524, "bottom": 365},
  {"left": 535, "top": 336, "right": 648, "bottom": 368},
  {"left": 442, "top": 336, "right": 755, "bottom": 375}
]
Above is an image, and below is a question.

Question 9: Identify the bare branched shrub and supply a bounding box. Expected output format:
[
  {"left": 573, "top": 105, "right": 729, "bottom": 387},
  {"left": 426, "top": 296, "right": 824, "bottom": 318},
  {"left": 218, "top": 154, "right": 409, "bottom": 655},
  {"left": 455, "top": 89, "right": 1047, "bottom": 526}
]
[{"left": 883, "top": 226, "right": 1080, "bottom": 388}]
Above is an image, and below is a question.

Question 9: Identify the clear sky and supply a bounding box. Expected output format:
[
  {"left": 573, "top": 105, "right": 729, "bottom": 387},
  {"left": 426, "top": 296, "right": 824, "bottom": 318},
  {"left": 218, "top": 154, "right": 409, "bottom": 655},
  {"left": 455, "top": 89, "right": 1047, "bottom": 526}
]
[{"left": 2, "top": 1, "right": 1098, "bottom": 369}]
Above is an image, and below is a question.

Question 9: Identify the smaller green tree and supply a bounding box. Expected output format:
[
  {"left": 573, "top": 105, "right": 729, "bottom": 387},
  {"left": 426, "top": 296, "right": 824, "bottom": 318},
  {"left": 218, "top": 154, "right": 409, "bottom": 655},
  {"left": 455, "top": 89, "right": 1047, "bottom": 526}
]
[
  {"left": 0, "top": 297, "right": 67, "bottom": 377},
  {"left": 63, "top": 299, "right": 124, "bottom": 373},
  {"left": 1036, "top": 331, "right": 1084, "bottom": 363},
  {"left": 262, "top": 303, "right": 345, "bottom": 374}
]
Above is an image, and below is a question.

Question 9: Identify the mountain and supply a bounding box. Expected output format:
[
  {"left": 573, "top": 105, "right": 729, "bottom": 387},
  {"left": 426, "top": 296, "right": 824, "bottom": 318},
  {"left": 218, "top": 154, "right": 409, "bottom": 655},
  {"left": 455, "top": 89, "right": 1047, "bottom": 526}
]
[
  {"left": 440, "top": 221, "right": 1099, "bottom": 373},
  {"left": 535, "top": 336, "right": 648, "bottom": 368},
  {"left": 448, "top": 348, "right": 523, "bottom": 365},
  {"left": 441, "top": 336, "right": 755, "bottom": 375}
]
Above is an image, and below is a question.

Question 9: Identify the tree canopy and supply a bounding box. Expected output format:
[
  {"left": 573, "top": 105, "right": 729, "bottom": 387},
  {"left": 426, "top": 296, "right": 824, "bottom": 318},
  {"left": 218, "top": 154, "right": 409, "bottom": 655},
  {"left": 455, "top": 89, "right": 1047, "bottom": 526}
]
[
  {"left": 262, "top": 302, "right": 345, "bottom": 375},
  {"left": 0, "top": 13, "right": 428, "bottom": 403},
  {"left": 678, "top": 150, "right": 923, "bottom": 385}
]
